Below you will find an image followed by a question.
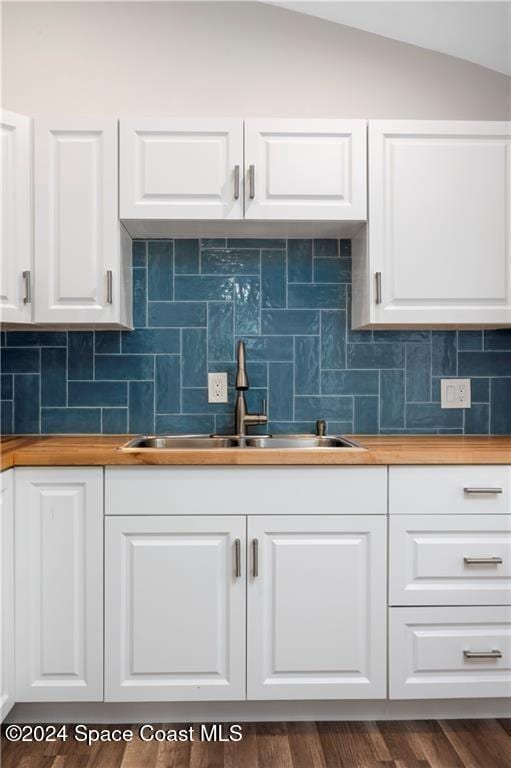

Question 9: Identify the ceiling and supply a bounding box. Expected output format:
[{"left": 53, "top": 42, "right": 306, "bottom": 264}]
[{"left": 265, "top": 1, "right": 511, "bottom": 76}]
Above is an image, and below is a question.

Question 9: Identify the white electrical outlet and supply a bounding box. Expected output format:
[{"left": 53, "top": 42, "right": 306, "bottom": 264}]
[
  {"left": 208, "top": 372, "right": 228, "bottom": 403},
  {"left": 440, "top": 378, "right": 471, "bottom": 409}
]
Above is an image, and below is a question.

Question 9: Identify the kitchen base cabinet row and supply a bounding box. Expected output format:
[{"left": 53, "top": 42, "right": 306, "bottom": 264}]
[{"left": 2, "top": 466, "right": 510, "bottom": 719}]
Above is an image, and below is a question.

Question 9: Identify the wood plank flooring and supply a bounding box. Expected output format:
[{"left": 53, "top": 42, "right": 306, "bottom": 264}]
[{"left": 2, "top": 720, "right": 511, "bottom": 768}]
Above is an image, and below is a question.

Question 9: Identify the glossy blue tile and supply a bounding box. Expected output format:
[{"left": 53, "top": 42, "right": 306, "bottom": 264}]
[
  {"left": 95, "top": 355, "right": 154, "bottom": 381},
  {"left": 174, "top": 239, "right": 199, "bottom": 274},
  {"left": 432, "top": 332, "right": 457, "bottom": 376},
  {"left": 322, "top": 370, "right": 378, "bottom": 396},
  {"left": 239, "top": 336, "right": 294, "bottom": 361},
  {"left": 1, "top": 401, "right": 13, "bottom": 434},
  {"left": 287, "top": 240, "right": 312, "bottom": 282},
  {"left": 406, "top": 403, "right": 463, "bottom": 429},
  {"left": 295, "top": 396, "right": 353, "bottom": 422},
  {"left": 6, "top": 331, "right": 67, "bottom": 347},
  {"left": 182, "top": 388, "right": 234, "bottom": 415},
  {"left": 288, "top": 284, "right": 344, "bottom": 309},
  {"left": 95, "top": 331, "right": 121, "bottom": 354},
  {"left": 472, "top": 378, "right": 490, "bottom": 403},
  {"left": 175, "top": 276, "right": 234, "bottom": 301},
  {"left": 484, "top": 330, "right": 511, "bottom": 350},
  {"left": 373, "top": 330, "right": 430, "bottom": 343},
  {"left": 201, "top": 238, "right": 226, "bottom": 248},
  {"left": 41, "top": 348, "right": 67, "bottom": 407},
  {"left": 182, "top": 329, "right": 207, "bottom": 386},
  {"left": 354, "top": 396, "right": 379, "bottom": 433},
  {"left": 129, "top": 381, "right": 154, "bottom": 433},
  {"left": 459, "top": 352, "right": 511, "bottom": 377},
  {"left": 155, "top": 356, "right": 181, "bottom": 413},
  {"left": 14, "top": 375, "right": 39, "bottom": 433},
  {"left": 295, "top": 336, "right": 320, "bottom": 395},
  {"left": 214, "top": 415, "right": 235, "bottom": 434},
  {"left": 321, "top": 311, "right": 346, "bottom": 369},
  {"left": 121, "top": 329, "right": 180, "bottom": 354},
  {"left": 148, "top": 301, "right": 206, "bottom": 328},
  {"left": 406, "top": 343, "right": 431, "bottom": 402},
  {"left": 465, "top": 403, "right": 489, "bottom": 435},
  {"left": 269, "top": 363, "right": 293, "bottom": 421},
  {"left": 380, "top": 370, "right": 405, "bottom": 429},
  {"left": 227, "top": 238, "right": 285, "bottom": 249},
  {"left": 133, "top": 267, "right": 147, "bottom": 328},
  {"left": 1, "top": 348, "right": 39, "bottom": 374},
  {"left": 155, "top": 414, "right": 215, "bottom": 434},
  {"left": 235, "top": 277, "right": 260, "bottom": 335},
  {"left": 1, "top": 375, "right": 12, "bottom": 400},
  {"left": 261, "top": 250, "right": 286, "bottom": 309},
  {"left": 68, "top": 332, "right": 93, "bottom": 380},
  {"left": 268, "top": 421, "right": 316, "bottom": 434},
  {"left": 314, "top": 259, "right": 351, "bottom": 283},
  {"left": 102, "top": 408, "right": 128, "bottom": 434},
  {"left": 261, "top": 310, "right": 319, "bottom": 336},
  {"left": 348, "top": 343, "right": 405, "bottom": 369},
  {"left": 68, "top": 381, "right": 127, "bottom": 407},
  {"left": 458, "top": 331, "right": 483, "bottom": 351},
  {"left": 490, "top": 378, "right": 511, "bottom": 434},
  {"left": 132, "top": 240, "right": 147, "bottom": 267},
  {"left": 42, "top": 408, "right": 101, "bottom": 434},
  {"left": 202, "top": 248, "right": 260, "bottom": 275},
  {"left": 208, "top": 303, "right": 234, "bottom": 362},
  {"left": 314, "top": 239, "right": 338, "bottom": 258},
  {"left": 148, "top": 241, "right": 173, "bottom": 301}
]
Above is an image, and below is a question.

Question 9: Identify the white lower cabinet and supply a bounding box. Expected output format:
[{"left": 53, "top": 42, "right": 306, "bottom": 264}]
[
  {"left": 1, "top": 470, "right": 15, "bottom": 721},
  {"left": 15, "top": 468, "right": 103, "bottom": 702},
  {"left": 247, "top": 515, "right": 387, "bottom": 700},
  {"left": 105, "top": 516, "right": 246, "bottom": 701},
  {"left": 389, "top": 606, "right": 511, "bottom": 699}
]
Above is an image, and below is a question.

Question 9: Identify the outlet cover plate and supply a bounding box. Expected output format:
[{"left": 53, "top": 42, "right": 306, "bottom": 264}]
[
  {"left": 208, "top": 372, "right": 228, "bottom": 403},
  {"left": 440, "top": 378, "right": 471, "bottom": 409}
]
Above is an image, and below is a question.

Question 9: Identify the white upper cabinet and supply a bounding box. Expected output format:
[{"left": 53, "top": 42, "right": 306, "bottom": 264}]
[
  {"left": 34, "top": 119, "right": 132, "bottom": 327},
  {"left": 353, "top": 120, "right": 511, "bottom": 328},
  {"left": 244, "top": 119, "right": 367, "bottom": 221},
  {"left": 1, "top": 111, "right": 33, "bottom": 324},
  {"left": 120, "top": 119, "right": 244, "bottom": 220}
]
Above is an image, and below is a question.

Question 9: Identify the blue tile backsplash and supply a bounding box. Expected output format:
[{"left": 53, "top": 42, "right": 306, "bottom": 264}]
[{"left": 2, "top": 238, "right": 511, "bottom": 435}]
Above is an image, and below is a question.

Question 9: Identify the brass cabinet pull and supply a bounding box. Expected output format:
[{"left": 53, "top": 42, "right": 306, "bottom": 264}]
[
  {"left": 464, "top": 556, "right": 503, "bottom": 565},
  {"left": 464, "top": 487, "right": 503, "bottom": 494},
  {"left": 234, "top": 538, "right": 241, "bottom": 578},
  {"left": 23, "top": 270, "right": 31, "bottom": 304},
  {"left": 234, "top": 165, "right": 240, "bottom": 200},
  {"left": 106, "top": 270, "right": 113, "bottom": 304},
  {"left": 252, "top": 538, "right": 259, "bottom": 578},
  {"left": 249, "top": 165, "right": 255, "bottom": 199},
  {"left": 463, "top": 649, "right": 502, "bottom": 659}
]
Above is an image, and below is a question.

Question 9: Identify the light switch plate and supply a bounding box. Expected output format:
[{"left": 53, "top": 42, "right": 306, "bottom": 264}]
[
  {"left": 208, "top": 372, "right": 228, "bottom": 403},
  {"left": 440, "top": 378, "right": 471, "bottom": 409}
]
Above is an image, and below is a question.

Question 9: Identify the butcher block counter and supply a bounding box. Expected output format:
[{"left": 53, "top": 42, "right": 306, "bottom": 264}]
[{"left": 1, "top": 435, "right": 511, "bottom": 470}]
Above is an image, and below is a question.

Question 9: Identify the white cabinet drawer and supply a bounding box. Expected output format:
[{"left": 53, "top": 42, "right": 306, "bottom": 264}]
[
  {"left": 390, "top": 606, "right": 511, "bottom": 699},
  {"left": 106, "top": 466, "right": 387, "bottom": 516},
  {"left": 390, "top": 515, "right": 511, "bottom": 606},
  {"left": 390, "top": 466, "right": 511, "bottom": 515}
]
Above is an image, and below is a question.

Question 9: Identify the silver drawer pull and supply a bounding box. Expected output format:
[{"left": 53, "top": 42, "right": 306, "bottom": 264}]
[
  {"left": 464, "top": 487, "right": 503, "bottom": 495},
  {"left": 234, "top": 165, "right": 240, "bottom": 200},
  {"left": 249, "top": 165, "right": 255, "bottom": 199},
  {"left": 23, "top": 270, "right": 32, "bottom": 304},
  {"left": 252, "top": 538, "right": 259, "bottom": 578},
  {"left": 375, "top": 272, "right": 382, "bottom": 304},
  {"left": 234, "top": 539, "right": 241, "bottom": 578},
  {"left": 464, "top": 556, "right": 503, "bottom": 565},
  {"left": 106, "top": 270, "right": 113, "bottom": 304},
  {"left": 463, "top": 649, "right": 502, "bottom": 659}
]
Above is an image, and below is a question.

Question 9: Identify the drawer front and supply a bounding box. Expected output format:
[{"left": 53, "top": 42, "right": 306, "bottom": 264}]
[
  {"left": 106, "top": 466, "right": 387, "bottom": 516},
  {"left": 390, "top": 466, "right": 511, "bottom": 515},
  {"left": 390, "top": 606, "right": 511, "bottom": 699},
  {"left": 390, "top": 515, "right": 511, "bottom": 606}
]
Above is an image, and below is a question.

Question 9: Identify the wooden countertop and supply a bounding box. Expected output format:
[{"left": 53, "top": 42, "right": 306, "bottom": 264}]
[{"left": 1, "top": 435, "right": 511, "bottom": 469}]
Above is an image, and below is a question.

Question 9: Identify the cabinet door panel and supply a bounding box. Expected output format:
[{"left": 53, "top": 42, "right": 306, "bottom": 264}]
[
  {"left": 1, "top": 111, "right": 32, "bottom": 323},
  {"left": 245, "top": 119, "right": 367, "bottom": 221},
  {"left": 105, "top": 516, "right": 245, "bottom": 701},
  {"left": 34, "top": 119, "right": 121, "bottom": 323},
  {"left": 15, "top": 468, "right": 103, "bottom": 701},
  {"left": 0, "top": 471, "right": 14, "bottom": 721},
  {"left": 247, "top": 515, "right": 386, "bottom": 699},
  {"left": 120, "top": 119, "right": 243, "bottom": 220},
  {"left": 368, "top": 120, "right": 511, "bottom": 326}
]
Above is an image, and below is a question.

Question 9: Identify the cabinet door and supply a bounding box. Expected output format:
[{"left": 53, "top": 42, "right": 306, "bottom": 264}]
[
  {"left": 244, "top": 119, "right": 367, "bottom": 221},
  {"left": 105, "top": 516, "right": 246, "bottom": 701},
  {"left": 120, "top": 119, "right": 243, "bottom": 220},
  {"left": 247, "top": 515, "right": 386, "bottom": 700},
  {"left": 34, "top": 119, "right": 128, "bottom": 325},
  {"left": 15, "top": 468, "right": 103, "bottom": 701},
  {"left": 367, "top": 120, "right": 511, "bottom": 326},
  {"left": 0, "top": 471, "right": 14, "bottom": 721},
  {"left": 1, "top": 111, "right": 32, "bottom": 324}
]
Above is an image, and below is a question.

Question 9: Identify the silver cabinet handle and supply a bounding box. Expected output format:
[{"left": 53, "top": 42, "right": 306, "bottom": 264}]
[
  {"left": 106, "top": 270, "right": 113, "bottom": 304},
  {"left": 375, "top": 272, "right": 382, "bottom": 304},
  {"left": 252, "top": 538, "right": 259, "bottom": 578},
  {"left": 234, "top": 165, "right": 240, "bottom": 200},
  {"left": 249, "top": 165, "right": 255, "bottom": 199},
  {"left": 234, "top": 538, "right": 241, "bottom": 578},
  {"left": 464, "top": 556, "right": 503, "bottom": 565},
  {"left": 464, "top": 649, "right": 502, "bottom": 659},
  {"left": 23, "top": 270, "right": 31, "bottom": 304},
  {"left": 464, "top": 487, "right": 503, "bottom": 494}
]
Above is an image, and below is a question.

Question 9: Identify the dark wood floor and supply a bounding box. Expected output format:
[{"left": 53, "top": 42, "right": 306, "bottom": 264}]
[{"left": 2, "top": 720, "right": 511, "bottom": 768}]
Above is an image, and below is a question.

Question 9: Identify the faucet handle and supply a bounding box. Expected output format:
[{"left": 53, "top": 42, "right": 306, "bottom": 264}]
[{"left": 261, "top": 398, "right": 267, "bottom": 416}]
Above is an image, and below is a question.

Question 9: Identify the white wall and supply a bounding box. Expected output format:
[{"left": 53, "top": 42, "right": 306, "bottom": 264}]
[{"left": 2, "top": 1, "right": 510, "bottom": 119}]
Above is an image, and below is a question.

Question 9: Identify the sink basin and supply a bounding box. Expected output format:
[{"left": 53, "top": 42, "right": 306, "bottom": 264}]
[
  {"left": 243, "top": 435, "right": 363, "bottom": 449},
  {"left": 122, "top": 435, "right": 240, "bottom": 450},
  {"left": 121, "top": 434, "right": 364, "bottom": 450}
]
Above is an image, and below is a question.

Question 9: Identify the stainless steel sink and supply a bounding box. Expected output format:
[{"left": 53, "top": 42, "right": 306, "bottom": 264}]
[
  {"left": 122, "top": 435, "right": 240, "bottom": 450},
  {"left": 243, "top": 435, "right": 363, "bottom": 449},
  {"left": 121, "top": 434, "right": 364, "bottom": 450}
]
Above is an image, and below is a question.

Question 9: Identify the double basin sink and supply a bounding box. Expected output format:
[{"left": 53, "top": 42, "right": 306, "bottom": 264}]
[{"left": 121, "top": 434, "right": 364, "bottom": 450}]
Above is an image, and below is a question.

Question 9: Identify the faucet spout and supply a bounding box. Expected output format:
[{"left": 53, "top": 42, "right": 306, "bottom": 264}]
[{"left": 234, "top": 340, "right": 267, "bottom": 435}]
